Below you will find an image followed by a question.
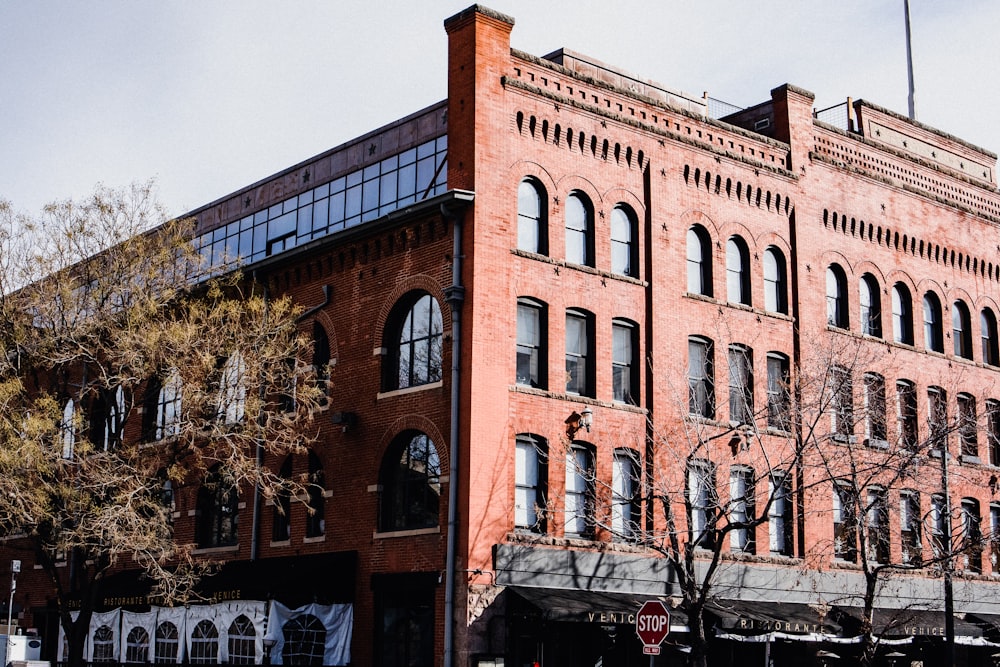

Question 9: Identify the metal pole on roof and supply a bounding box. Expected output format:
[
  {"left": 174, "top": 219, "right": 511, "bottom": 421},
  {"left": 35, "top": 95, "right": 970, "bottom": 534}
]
[{"left": 904, "top": 0, "right": 917, "bottom": 120}]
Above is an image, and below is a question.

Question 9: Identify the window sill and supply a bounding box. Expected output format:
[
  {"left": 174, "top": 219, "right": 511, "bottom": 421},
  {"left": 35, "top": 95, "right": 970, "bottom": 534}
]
[
  {"left": 192, "top": 545, "right": 240, "bottom": 555},
  {"left": 865, "top": 438, "right": 889, "bottom": 450},
  {"left": 303, "top": 535, "right": 326, "bottom": 544},
  {"left": 961, "top": 454, "right": 982, "bottom": 465},
  {"left": 832, "top": 434, "right": 857, "bottom": 445},
  {"left": 373, "top": 526, "right": 440, "bottom": 540},
  {"left": 377, "top": 380, "right": 444, "bottom": 400},
  {"left": 269, "top": 539, "right": 291, "bottom": 548}
]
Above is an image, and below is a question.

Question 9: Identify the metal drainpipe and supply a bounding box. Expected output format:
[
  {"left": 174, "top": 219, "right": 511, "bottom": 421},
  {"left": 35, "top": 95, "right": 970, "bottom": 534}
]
[
  {"left": 441, "top": 202, "right": 465, "bottom": 667},
  {"left": 249, "top": 273, "right": 269, "bottom": 562}
]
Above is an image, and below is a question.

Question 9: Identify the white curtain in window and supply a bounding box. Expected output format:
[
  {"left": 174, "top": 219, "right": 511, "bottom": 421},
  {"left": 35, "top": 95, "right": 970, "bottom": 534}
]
[{"left": 265, "top": 601, "right": 354, "bottom": 666}]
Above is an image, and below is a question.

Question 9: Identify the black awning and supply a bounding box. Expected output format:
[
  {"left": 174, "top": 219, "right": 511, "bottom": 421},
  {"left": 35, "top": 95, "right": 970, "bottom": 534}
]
[
  {"left": 89, "top": 551, "right": 357, "bottom": 611},
  {"left": 835, "top": 606, "right": 983, "bottom": 638},
  {"left": 508, "top": 586, "right": 687, "bottom": 630},
  {"left": 706, "top": 599, "right": 841, "bottom": 635}
]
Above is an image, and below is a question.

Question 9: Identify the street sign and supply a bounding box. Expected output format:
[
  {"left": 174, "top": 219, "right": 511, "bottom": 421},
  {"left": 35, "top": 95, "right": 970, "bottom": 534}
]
[{"left": 635, "top": 600, "right": 670, "bottom": 654}]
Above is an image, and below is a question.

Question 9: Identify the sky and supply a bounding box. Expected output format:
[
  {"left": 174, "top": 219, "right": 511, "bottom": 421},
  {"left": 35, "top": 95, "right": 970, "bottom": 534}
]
[{"left": 3, "top": 1, "right": 999, "bottom": 219}]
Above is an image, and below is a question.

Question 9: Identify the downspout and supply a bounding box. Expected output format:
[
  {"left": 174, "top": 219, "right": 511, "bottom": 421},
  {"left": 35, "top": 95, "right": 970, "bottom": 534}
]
[{"left": 441, "top": 201, "right": 466, "bottom": 667}]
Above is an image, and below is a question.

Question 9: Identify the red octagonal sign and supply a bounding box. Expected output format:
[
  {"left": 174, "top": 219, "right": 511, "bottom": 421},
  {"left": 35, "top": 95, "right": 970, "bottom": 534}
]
[{"left": 635, "top": 600, "right": 670, "bottom": 653}]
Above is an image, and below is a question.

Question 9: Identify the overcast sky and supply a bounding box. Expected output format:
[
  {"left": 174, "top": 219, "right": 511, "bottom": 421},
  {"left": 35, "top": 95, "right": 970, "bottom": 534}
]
[{"left": 3, "top": 1, "right": 998, "bottom": 218}]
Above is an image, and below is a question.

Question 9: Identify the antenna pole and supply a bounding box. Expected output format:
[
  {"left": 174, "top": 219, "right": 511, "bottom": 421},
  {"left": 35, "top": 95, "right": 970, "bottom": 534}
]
[{"left": 904, "top": 0, "right": 916, "bottom": 120}]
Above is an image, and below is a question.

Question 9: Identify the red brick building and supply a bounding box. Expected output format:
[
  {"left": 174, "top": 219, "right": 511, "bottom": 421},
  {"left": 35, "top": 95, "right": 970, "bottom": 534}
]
[{"left": 8, "top": 5, "right": 1000, "bottom": 666}]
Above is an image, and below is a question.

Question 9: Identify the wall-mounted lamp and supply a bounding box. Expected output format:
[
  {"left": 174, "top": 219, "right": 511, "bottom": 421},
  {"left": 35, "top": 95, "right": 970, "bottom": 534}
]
[
  {"left": 330, "top": 411, "right": 358, "bottom": 433},
  {"left": 565, "top": 407, "right": 593, "bottom": 440}
]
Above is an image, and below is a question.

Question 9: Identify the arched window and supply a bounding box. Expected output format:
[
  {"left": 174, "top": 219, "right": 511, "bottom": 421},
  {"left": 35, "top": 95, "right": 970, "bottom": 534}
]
[
  {"left": 125, "top": 626, "right": 150, "bottom": 664},
  {"left": 612, "top": 449, "right": 640, "bottom": 541},
  {"left": 61, "top": 398, "right": 75, "bottom": 459},
  {"left": 726, "top": 236, "right": 751, "bottom": 305},
  {"left": 515, "top": 434, "right": 548, "bottom": 533},
  {"left": 516, "top": 297, "right": 546, "bottom": 389},
  {"left": 218, "top": 351, "right": 246, "bottom": 424},
  {"left": 859, "top": 274, "right": 882, "bottom": 337},
  {"left": 826, "top": 265, "right": 849, "bottom": 329},
  {"left": 953, "top": 300, "right": 973, "bottom": 359},
  {"left": 90, "top": 385, "right": 125, "bottom": 452},
  {"left": 305, "top": 451, "right": 326, "bottom": 538},
  {"left": 154, "top": 622, "right": 179, "bottom": 664},
  {"left": 517, "top": 179, "right": 547, "bottom": 254},
  {"left": 610, "top": 204, "right": 638, "bottom": 277},
  {"left": 189, "top": 620, "right": 219, "bottom": 665},
  {"left": 272, "top": 457, "right": 292, "bottom": 542},
  {"left": 565, "top": 442, "right": 596, "bottom": 537},
  {"left": 383, "top": 292, "right": 443, "bottom": 391},
  {"left": 92, "top": 625, "right": 115, "bottom": 663},
  {"left": 763, "top": 247, "right": 787, "bottom": 314},
  {"left": 923, "top": 292, "right": 944, "bottom": 352},
  {"left": 196, "top": 466, "right": 238, "bottom": 548},
  {"left": 891, "top": 283, "right": 914, "bottom": 344},
  {"left": 982, "top": 308, "right": 1000, "bottom": 366},
  {"left": 565, "top": 309, "right": 595, "bottom": 397},
  {"left": 379, "top": 431, "right": 441, "bottom": 531},
  {"left": 564, "top": 192, "right": 593, "bottom": 267},
  {"left": 227, "top": 614, "right": 257, "bottom": 665},
  {"left": 686, "top": 226, "right": 713, "bottom": 296},
  {"left": 312, "top": 322, "right": 331, "bottom": 402},
  {"left": 147, "top": 368, "right": 181, "bottom": 441},
  {"left": 282, "top": 614, "right": 326, "bottom": 666}
]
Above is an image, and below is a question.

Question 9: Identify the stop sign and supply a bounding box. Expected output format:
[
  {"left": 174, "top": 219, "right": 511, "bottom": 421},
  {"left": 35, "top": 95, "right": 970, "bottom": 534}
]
[{"left": 635, "top": 599, "right": 670, "bottom": 650}]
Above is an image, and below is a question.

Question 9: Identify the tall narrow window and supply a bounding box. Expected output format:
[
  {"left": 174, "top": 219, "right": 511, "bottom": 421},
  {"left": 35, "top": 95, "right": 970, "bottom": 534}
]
[
  {"left": 612, "top": 320, "right": 638, "bottom": 404},
  {"left": 610, "top": 204, "right": 637, "bottom": 277},
  {"left": 991, "top": 503, "right": 1000, "bottom": 574},
  {"left": 686, "top": 226, "right": 713, "bottom": 296},
  {"left": 688, "top": 337, "right": 715, "bottom": 419},
  {"left": 565, "top": 309, "right": 593, "bottom": 397},
  {"left": 726, "top": 236, "right": 751, "bottom": 305},
  {"left": 769, "top": 473, "right": 794, "bottom": 556},
  {"left": 91, "top": 385, "right": 125, "bottom": 451},
  {"left": 982, "top": 308, "right": 1000, "bottom": 366},
  {"left": 826, "top": 265, "right": 849, "bottom": 329},
  {"left": 517, "top": 179, "right": 547, "bottom": 254},
  {"left": 516, "top": 298, "right": 546, "bottom": 388},
  {"left": 833, "top": 483, "right": 858, "bottom": 562},
  {"left": 196, "top": 466, "right": 239, "bottom": 548},
  {"left": 730, "top": 467, "right": 755, "bottom": 553},
  {"left": 931, "top": 493, "right": 948, "bottom": 558},
  {"left": 923, "top": 292, "right": 944, "bottom": 352},
  {"left": 379, "top": 431, "right": 441, "bottom": 532},
  {"left": 728, "top": 345, "right": 753, "bottom": 424},
  {"left": 928, "top": 386, "right": 948, "bottom": 452},
  {"left": 892, "top": 283, "right": 914, "bottom": 344},
  {"left": 859, "top": 274, "right": 882, "bottom": 337},
  {"left": 565, "top": 192, "right": 593, "bottom": 267},
  {"left": 687, "top": 459, "right": 716, "bottom": 549},
  {"left": 612, "top": 449, "right": 640, "bottom": 541},
  {"left": 515, "top": 435, "right": 548, "bottom": 533},
  {"left": 958, "top": 393, "right": 978, "bottom": 459},
  {"left": 953, "top": 300, "right": 973, "bottom": 359},
  {"left": 864, "top": 373, "right": 887, "bottom": 445},
  {"left": 154, "top": 369, "right": 181, "bottom": 440},
  {"left": 305, "top": 451, "right": 326, "bottom": 539},
  {"left": 900, "top": 490, "right": 921, "bottom": 565},
  {"left": 386, "top": 292, "right": 443, "bottom": 391},
  {"left": 897, "top": 380, "right": 918, "bottom": 450},
  {"left": 988, "top": 400, "right": 1000, "bottom": 467},
  {"left": 866, "top": 488, "right": 889, "bottom": 564},
  {"left": 218, "top": 351, "right": 247, "bottom": 424},
  {"left": 830, "top": 365, "right": 853, "bottom": 440},
  {"left": 763, "top": 247, "right": 787, "bottom": 314},
  {"left": 272, "top": 457, "right": 292, "bottom": 542},
  {"left": 312, "top": 322, "right": 331, "bottom": 402},
  {"left": 61, "top": 398, "right": 75, "bottom": 459},
  {"left": 961, "top": 498, "right": 983, "bottom": 573},
  {"left": 565, "top": 443, "right": 595, "bottom": 537},
  {"left": 766, "top": 353, "right": 790, "bottom": 430}
]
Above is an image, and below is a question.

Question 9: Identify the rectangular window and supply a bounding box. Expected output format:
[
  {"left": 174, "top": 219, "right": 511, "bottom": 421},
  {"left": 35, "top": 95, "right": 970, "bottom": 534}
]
[
  {"left": 769, "top": 474, "right": 794, "bottom": 556},
  {"left": 961, "top": 499, "right": 983, "bottom": 573},
  {"left": 900, "top": 490, "right": 921, "bottom": 565},
  {"left": 830, "top": 366, "right": 853, "bottom": 440},
  {"left": 866, "top": 488, "right": 889, "bottom": 564},
  {"left": 612, "top": 321, "right": 637, "bottom": 404},
  {"left": 766, "top": 353, "right": 790, "bottom": 430},
  {"left": 729, "top": 468, "right": 755, "bottom": 554},
  {"left": 959, "top": 394, "right": 978, "bottom": 459},
  {"left": 565, "top": 445, "right": 595, "bottom": 537},
  {"left": 990, "top": 401, "right": 1000, "bottom": 467},
  {"left": 515, "top": 436, "right": 547, "bottom": 533},
  {"left": 728, "top": 345, "right": 753, "bottom": 424},
  {"left": 565, "top": 311, "right": 591, "bottom": 397},
  {"left": 516, "top": 301, "right": 544, "bottom": 388},
  {"left": 612, "top": 450, "right": 640, "bottom": 541},
  {"left": 864, "top": 373, "right": 887, "bottom": 444},
  {"left": 929, "top": 387, "right": 948, "bottom": 452},
  {"left": 897, "top": 381, "right": 918, "bottom": 450},
  {"left": 833, "top": 483, "right": 857, "bottom": 562},
  {"left": 931, "top": 493, "right": 947, "bottom": 558},
  {"left": 688, "top": 338, "right": 714, "bottom": 418},
  {"left": 991, "top": 503, "right": 1000, "bottom": 574},
  {"left": 687, "top": 460, "right": 716, "bottom": 549}
]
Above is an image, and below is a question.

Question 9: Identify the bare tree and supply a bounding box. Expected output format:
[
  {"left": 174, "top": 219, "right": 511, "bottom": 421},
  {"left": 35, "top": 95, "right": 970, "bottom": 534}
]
[{"left": 0, "top": 184, "right": 324, "bottom": 667}]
